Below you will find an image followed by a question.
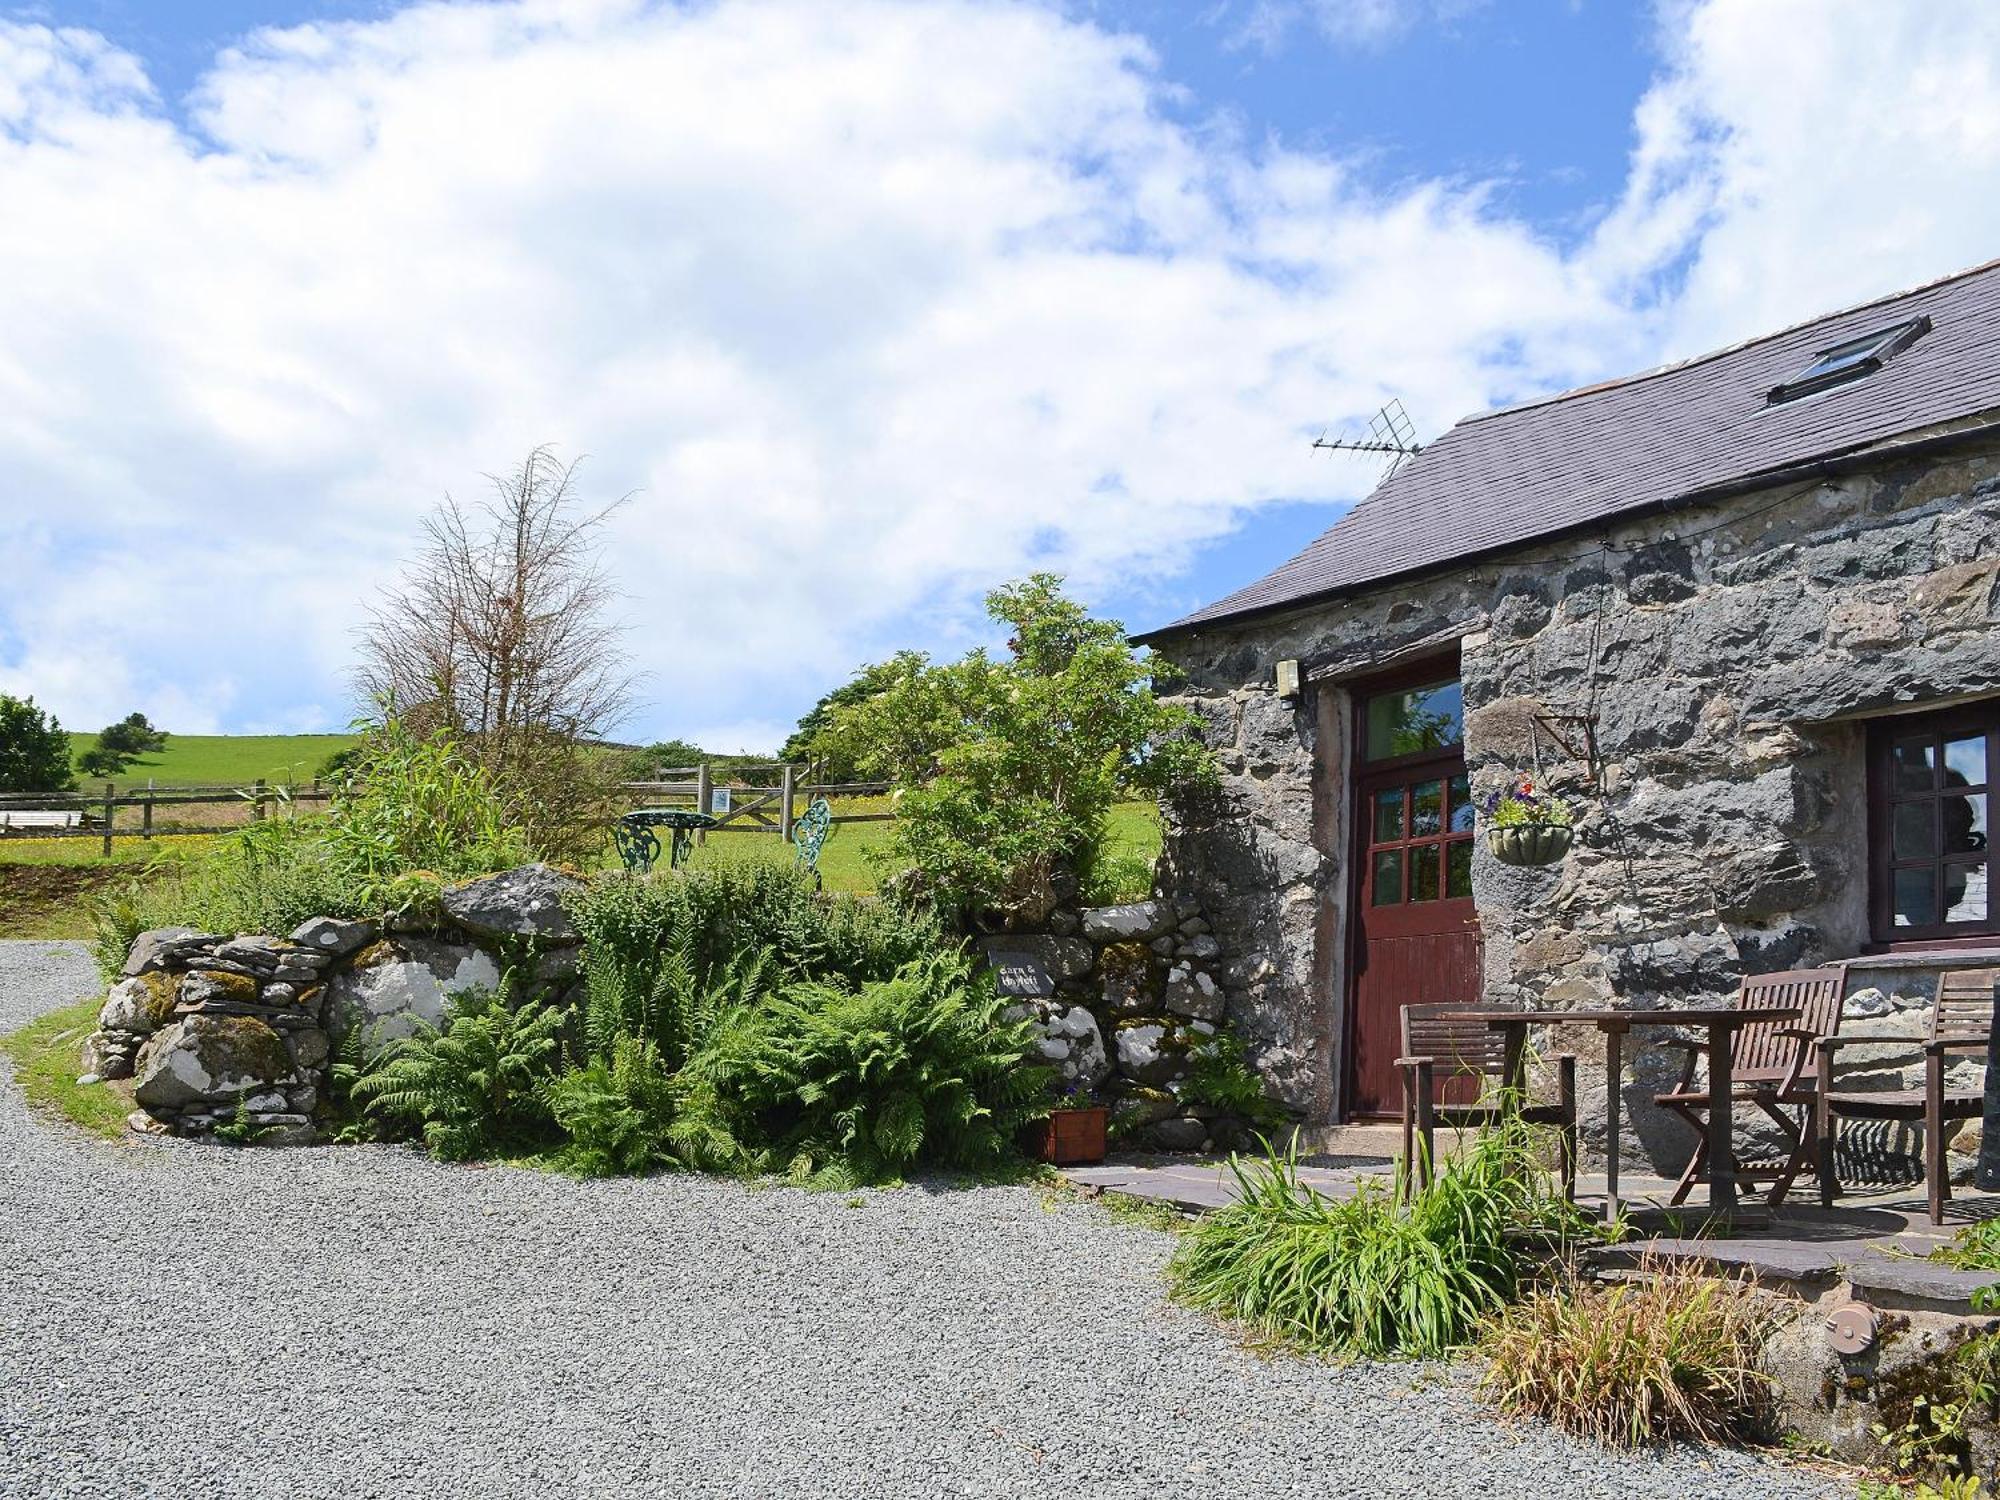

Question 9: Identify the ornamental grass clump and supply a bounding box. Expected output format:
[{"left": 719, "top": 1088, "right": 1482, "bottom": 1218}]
[
  {"left": 1168, "top": 1116, "right": 1594, "bottom": 1359},
  {"left": 1478, "top": 1256, "right": 1775, "bottom": 1447}
]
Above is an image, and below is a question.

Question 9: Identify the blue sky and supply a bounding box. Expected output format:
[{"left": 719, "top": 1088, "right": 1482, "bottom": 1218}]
[{"left": 2, "top": 0, "right": 1996, "bottom": 747}]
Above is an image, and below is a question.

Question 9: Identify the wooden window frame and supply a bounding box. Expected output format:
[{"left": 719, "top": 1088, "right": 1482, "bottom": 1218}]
[{"left": 1866, "top": 700, "right": 1999, "bottom": 949}]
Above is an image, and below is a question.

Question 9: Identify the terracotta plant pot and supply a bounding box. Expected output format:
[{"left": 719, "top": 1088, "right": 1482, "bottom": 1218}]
[
  {"left": 1027, "top": 1106, "right": 1108, "bottom": 1166},
  {"left": 1485, "top": 823, "right": 1574, "bottom": 867}
]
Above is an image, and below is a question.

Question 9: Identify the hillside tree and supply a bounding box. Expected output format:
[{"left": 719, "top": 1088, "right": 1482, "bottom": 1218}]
[{"left": 0, "top": 695, "right": 75, "bottom": 794}]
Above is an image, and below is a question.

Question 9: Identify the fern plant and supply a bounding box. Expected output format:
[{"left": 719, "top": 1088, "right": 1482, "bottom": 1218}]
[
  {"left": 544, "top": 1035, "right": 682, "bottom": 1178},
  {"left": 678, "top": 951, "right": 1049, "bottom": 1186},
  {"left": 350, "top": 985, "right": 565, "bottom": 1161}
]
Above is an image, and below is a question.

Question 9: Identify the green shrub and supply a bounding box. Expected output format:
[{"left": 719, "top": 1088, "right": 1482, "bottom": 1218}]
[
  {"left": 677, "top": 952, "right": 1049, "bottom": 1186},
  {"left": 808, "top": 575, "right": 1214, "bottom": 922},
  {"left": 87, "top": 821, "right": 361, "bottom": 979},
  {"left": 350, "top": 986, "right": 565, "bottom": 1161},
  {"left": 566, "top": 862, "right": 941, "bottom": 1007},
  {"left": 545, "top": 1035, "right": 682, "bottom": 1177},
  {"left": 1477, "top": 1256, "right": 1774, "bottom": 1446},
  {"left": 321, "top": 719, "right": 532, "bottom": 891},
  {"left": 1181, "top": 1030, "right": 1287, "bottom": 1130},
  {"left": 0, "top": 693, "right": 74, "bottom": 793},
  {"left": 1168, "top": 1121, "right": 1594, "bottom": 1358}
]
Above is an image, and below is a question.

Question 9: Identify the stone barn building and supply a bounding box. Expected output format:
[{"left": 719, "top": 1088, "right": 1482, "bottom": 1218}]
[{"left": 1138, "top": 260, "right": 2000, "bottom": 1169}]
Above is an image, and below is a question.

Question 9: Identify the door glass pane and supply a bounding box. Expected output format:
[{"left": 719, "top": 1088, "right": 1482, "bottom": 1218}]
[
  {"left": 1892, "top": 739, "right": 1936, "bottom": 793},
  {"left": 1372, "top": 790, "right": 1404, "bottom": 844},
  {"left": 1410, "top": 844, "right": 1440, "bottom": 903},
  {"left": 1448, "top": 773, "right": 1473, "bottom": 833},
  {"left": 1446, "top": 840, "right": 1472, "bottom": 898},
  {"left": 1371, "top": 849, "right": 1404, "bottom": 906},
  {"left": 1894, "top": 867, "right": 1937, "bottom": 927},
  {"left": 1892, "top": 802, "right": 1935, "bottom": 860},
  {"left": 1944, "top": 862, "right": 1989, "bottom": 924},
  {"left": 1944, "top": 794, "right": 1989, "bottom": 856},
  {"left": 1364, "top": 679, "right": 1463, "bottom": 761},
  {"left": 1946, "top": 735, "right": 1989, "bottom": 789},
  {"left": 1410, "top": 779, "right": 1443, "bottom": 837}
]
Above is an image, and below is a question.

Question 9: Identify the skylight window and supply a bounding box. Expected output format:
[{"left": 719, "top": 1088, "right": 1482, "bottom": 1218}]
[{"left": 1768, "top": 315, "right": 1931, "bottom": 404}]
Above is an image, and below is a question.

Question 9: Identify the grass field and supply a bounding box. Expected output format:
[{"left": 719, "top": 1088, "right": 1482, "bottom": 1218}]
[
  {"left": 62, "top": 733, "right": 360, "bottom": 788},
  {"left": 0, "top": 798, "right": 1164, "bottom": 940}
]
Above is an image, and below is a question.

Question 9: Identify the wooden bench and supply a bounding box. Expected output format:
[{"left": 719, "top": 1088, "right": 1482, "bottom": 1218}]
[{"left": 0, "top": 809, "right": 82, "bottom": 833}]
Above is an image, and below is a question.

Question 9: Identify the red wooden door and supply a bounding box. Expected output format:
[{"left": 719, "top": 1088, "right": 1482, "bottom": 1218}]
[{"left": 1345, "top": 676, "right": 1481, "bottom": 1118}]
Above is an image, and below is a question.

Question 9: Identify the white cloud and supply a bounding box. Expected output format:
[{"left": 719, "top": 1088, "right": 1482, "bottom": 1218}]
[
  {"left": 0, "top": 0, "right": 1996, "bottom": 741},
  {"left": 1224, "top": 0, "right": 1486, "bottom": 53},
  {"left": 1605, "top": 0, "right": 2000, "bottom": 353}
]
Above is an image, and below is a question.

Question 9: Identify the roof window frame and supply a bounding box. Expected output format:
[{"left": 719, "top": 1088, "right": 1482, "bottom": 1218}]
[{"left": 1767, "top": 314, "right": 1931, "bottom": 405}]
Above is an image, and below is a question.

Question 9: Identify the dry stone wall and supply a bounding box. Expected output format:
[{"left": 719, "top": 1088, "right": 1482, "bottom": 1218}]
[
  {"left": 81, "top": 864, "right": 585, "bottom": 1143},
  {"left": 1151, "top": 433, "right": 2000, "bottom": 1166},
  {"left": 979, "top": 892, "right": 1259, "bottom": 1153}
]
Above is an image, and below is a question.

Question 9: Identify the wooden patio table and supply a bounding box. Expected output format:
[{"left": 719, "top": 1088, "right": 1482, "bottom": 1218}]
[{"left": 1443, "top": 1006, "right": 1801, "bottom": 1222}]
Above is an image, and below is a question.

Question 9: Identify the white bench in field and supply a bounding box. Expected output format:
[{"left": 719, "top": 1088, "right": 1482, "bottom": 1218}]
[{"left": 0, "top": 809, "right": 83, "bottom": 833}]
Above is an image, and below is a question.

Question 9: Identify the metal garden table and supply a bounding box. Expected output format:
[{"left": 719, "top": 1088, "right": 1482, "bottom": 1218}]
[
  {"left": 1447, "top": 1006, "right": 1801, "bottom": 1221},
  {"left": 615, "top": 808, "right": 717, "bottom": 874}
]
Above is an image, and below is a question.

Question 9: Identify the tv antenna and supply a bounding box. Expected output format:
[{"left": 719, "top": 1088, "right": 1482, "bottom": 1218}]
[{"left": 1313, "top": 399, "right": 1421, "bottom": 478}]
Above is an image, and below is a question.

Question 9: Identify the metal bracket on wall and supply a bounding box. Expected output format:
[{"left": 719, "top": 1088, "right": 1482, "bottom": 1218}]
[{"left": 1529, "top": 709, "right": 1602, "bottom": 787}]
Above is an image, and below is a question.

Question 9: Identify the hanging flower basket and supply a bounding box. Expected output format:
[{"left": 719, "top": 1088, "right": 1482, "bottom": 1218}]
[
  {"left": 1486, "top": 823, "right": 1574, "bottom": 867},
  {"left": 1481, "top": 776, "right": 1576, "bottom": 868}
]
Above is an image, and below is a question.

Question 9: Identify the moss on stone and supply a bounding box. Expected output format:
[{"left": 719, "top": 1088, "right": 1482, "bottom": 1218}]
[
  {"left": 131, "top": 970, "right": 178, "bottom": 1028},
  {"left": 199, "top": 1015, "right": 294, "bottom": 1082},
  {"left": 181, "top": 969, "right": 259, "bottom": 1006}
]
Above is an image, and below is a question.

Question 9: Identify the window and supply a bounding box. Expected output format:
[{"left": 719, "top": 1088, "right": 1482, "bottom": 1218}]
[
  {"left": 1869, "top": 701, "right": 1997, "bottom": 944},
  {"left": 1363, "top": 677, "right": 1463, "bottom": 762},
  {"left": 1768, "top": 315, "right": 1930, "bottom": 405}
]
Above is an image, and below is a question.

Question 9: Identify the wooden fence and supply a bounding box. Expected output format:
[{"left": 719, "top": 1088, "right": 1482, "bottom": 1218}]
[{"left": 0, "top": 764, "right": 892, "bottom": 855}]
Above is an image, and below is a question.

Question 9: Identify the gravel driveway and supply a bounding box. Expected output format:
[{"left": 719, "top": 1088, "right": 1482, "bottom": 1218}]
[{"left": 0, "top": 939, "right": 1841, "bottom": 1500}]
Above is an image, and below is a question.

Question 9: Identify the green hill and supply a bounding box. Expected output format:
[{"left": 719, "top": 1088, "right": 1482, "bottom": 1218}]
[{"left": 62, "top": 733, "right": 360, "bottom": 789}]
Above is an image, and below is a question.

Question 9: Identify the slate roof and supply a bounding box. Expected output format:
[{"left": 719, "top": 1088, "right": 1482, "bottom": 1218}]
[{"left": 1143, "top": 258, "right": 2000, "bottom": 639}]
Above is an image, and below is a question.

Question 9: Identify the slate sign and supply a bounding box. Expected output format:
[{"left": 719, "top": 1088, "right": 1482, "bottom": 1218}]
[{"left": 986, "top": 947, "right": 1055, "bottom": 1000}]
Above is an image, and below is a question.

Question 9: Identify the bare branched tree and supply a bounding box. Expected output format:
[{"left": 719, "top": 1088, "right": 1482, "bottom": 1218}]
[{"left": 356, "top": 446, "right": 636, "bottom": 859}]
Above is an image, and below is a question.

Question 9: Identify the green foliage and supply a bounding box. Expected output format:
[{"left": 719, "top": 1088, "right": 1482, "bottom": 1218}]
[
  {"left": 1871, "top": 1330, "right": 2000, "bottom": 1487},
  {"left": 316, "top": 744, "right": 364, "bottom": 782},
  {"left": 567, "top": 862, "right": 942, "bottom": 1008},
  {"left": 1484, "top": 775, "right": 1575, "bottom": 829},
  {"left": 677, "top": 952, "right": 1050, "bottom": 1186},
  {"left": 349, "top": 986, "right": 566, "bottom": 1161},
  {"left": 1181, "top": 1031, "right": 1287, "bottom": 1129},
  {"left": 780, "top": 659, "right": 907, "bottom": 779},
  {"left": 1477, "top": 1256, "right": 1774, "bottom": 1446},
  {"left": 213, "top": 1090, "right": 274, "bottom": 1147},
  {"left": 545, "top": 1034, "right": 683, "bottom": 1177},
  {"left": 321, "top": 719, "right": 533, "bottom": 892},
  {"left": 0, "top": 694, "right": 74, "bottom": 793},
  {"left": 809, "top": 574, "right": 1215, "bottom": 922},
  {"left": 90, "top": 718, "right": 537, "bottom": 954},
  {"left": 0, "top": 998, "right": 133, "bottom": 1140},
  {"left": 99, "top": 712, "right": 168, "bottom": 757},
  {"left": 1168, "top": 1120, "right": 1596, "bottom": 1359},
  {"left": 619, "top": 738, "right": 710, "bottom": 777},
  {"left": 86, "top": 820, "right": 363, "bottom": 979}
]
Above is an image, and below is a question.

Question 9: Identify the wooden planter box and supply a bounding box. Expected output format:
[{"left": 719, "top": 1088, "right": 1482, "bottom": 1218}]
[{"left": 1028, "top": 1107, "right": 1108, "bottom": 1166}]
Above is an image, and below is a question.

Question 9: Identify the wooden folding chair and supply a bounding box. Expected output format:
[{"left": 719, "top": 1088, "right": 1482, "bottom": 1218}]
[
  {"left": 1816, "top": 969, "right": 1997, "bottom": 1224},
  {"left": 1653, "top": 967, "right": 1848, "bottom": 1208},
  {"left": 1397, "top": 1002, "right": 1576, "bottom": 1200}
]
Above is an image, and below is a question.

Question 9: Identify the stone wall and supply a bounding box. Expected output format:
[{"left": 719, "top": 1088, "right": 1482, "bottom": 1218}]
[
  {"left": 81, "top": 864, "right": 585, "bottom": 1143},
  {"left": 1150, "top": 432, "right": 2000, "bottom": 1163},
  {"left": 977, "top": 893, "right": 1258, "bottom": 1153}
]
